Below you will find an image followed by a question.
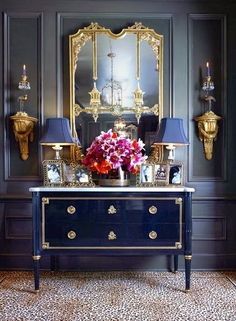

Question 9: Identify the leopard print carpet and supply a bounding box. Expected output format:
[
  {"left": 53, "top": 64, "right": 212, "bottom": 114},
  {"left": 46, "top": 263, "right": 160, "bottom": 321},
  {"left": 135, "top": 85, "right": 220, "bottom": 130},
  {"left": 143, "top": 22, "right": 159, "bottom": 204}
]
[{"left": 0, "top": 271, "right": 235, "bottom": 321}]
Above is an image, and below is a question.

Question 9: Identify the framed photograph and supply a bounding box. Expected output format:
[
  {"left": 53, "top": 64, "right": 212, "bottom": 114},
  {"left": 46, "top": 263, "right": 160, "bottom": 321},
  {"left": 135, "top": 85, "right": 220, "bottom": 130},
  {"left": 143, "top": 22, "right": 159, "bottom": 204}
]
[
  {"left": 65, "top": 163, "right": 95, "bottom": 187},
  {"left": 42, "top": 160, "right": 65, "bottom": 186},
  {"left": 136, "top": 163, "right": 154, "bottom": 186},
  {"left": 168, "top": 163, "right": 183, "bottom": 185},
  {"left": 154, "top": 163, "right": 169, "bottom": 185}
]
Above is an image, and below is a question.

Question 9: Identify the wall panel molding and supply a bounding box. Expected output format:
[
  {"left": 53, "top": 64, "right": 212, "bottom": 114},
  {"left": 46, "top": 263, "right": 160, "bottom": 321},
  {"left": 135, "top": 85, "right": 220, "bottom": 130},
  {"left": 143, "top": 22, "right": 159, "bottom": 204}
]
[
  {"left": 3, "top": 12, "right": 43, "bottom": 181},
  {"left": 188, "top": 14, "right": 227, "bottom": 182}
]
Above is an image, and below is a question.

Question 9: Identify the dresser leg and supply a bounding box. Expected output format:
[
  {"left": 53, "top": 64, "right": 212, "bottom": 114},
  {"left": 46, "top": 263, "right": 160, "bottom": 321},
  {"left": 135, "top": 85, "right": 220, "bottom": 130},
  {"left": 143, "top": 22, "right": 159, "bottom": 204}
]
[
  {"left": 174, "top": 255, "right": 178, "bottom": 272},
  {"left": 184, "top": 255, "right": 192, "bottom": 292},
  {"left": 32, "top": 255, "right": 41, "bottom": 292}
]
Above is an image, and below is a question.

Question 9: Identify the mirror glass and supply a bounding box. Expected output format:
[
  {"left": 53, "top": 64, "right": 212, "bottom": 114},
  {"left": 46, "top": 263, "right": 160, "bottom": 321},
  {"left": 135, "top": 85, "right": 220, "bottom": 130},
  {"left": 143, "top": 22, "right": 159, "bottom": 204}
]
[{"left": 69, "top": 22, "right": 163, "bottom": 154}]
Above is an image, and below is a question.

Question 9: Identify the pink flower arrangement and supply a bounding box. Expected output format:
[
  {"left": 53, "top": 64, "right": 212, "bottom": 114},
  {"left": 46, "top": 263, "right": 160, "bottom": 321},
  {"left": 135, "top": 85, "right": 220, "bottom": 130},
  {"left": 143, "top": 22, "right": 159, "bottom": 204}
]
[{"left": 82, "top": 129, "right": 147, "bottom": 174}]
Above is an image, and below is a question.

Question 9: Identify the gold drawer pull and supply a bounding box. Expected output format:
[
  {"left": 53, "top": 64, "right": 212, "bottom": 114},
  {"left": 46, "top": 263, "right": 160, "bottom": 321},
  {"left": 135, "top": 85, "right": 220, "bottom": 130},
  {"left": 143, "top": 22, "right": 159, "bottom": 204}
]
[
  {"left": 149, "top": 206, "right": 157, "bottom": 215},
  {"left": 149, "top": 231, "right": 158, "bottom": 240},
  {"left": 108, "top": 231, "right": 117, "bottom": 240},
  {"left": 108, "top": 205, "right": 117, "bottom": 215},
  {"left": 67, "top": 230, "right": 77, "bottom": 239},
  {"left": 67, "top": 206, "right": 76, "bottom": 215}
]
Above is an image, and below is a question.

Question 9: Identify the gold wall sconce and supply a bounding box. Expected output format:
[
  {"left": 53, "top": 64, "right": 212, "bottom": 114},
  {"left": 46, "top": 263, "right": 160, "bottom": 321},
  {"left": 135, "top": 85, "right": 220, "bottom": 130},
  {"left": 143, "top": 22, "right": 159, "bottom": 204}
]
[
  {"left": 10, "top": 65, "right": 38, "bottom": 160},
  {"left": 194, "top": 62, "right": 222, "bottom": 160}
]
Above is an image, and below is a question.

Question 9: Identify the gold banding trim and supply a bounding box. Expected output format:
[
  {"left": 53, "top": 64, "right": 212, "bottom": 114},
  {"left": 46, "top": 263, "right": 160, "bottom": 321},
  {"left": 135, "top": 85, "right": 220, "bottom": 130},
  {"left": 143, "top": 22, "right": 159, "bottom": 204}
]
[
  {"left": 108, "top": 205, "right": 117, "bottom": 215},
  {"left": 149, "top": 231, "right": 158, "bottom": 240},
  {"left": 41, "top": 196, "right": 182, "bottom": 250},
  {"left": 148, "top": 205, "right": 158, "bottom": 215},
  {"left": 42, "top": 197, "right": 49, "bottom": 204},
  {"left": 32, "top": 255, "right": 41, "bottom": 260},
  {"left": 67, "top": 230, "right": 77, "bottom": 239},
  {"left": 108, "top": 231, "right": 117, "bottom": 240},
  {"left": 67, "top": 205, "right": 76, "bottom": 215},
  {"left": 185, "top": 255, "right": 192, "bottom": 260}
]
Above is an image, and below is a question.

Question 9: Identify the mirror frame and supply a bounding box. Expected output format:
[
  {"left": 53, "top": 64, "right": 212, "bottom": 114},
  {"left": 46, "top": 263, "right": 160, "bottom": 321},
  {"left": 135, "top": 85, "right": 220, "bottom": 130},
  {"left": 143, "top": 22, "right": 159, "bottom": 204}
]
[{"left": 69, "top": 22, "right": 163, "bottom": 147}]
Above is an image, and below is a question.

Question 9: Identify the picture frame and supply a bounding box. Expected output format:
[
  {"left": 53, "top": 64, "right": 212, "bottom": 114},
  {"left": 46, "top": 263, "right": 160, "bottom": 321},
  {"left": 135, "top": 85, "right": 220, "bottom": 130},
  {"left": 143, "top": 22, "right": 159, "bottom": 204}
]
[
  {"left": 168, "top": 162, "right": 183, "bottom": 186},
  {"left": 153, "top": 163, "right": 170, "bottom": 185},
  {"left": 64, "top": 163, "right": 95, "bottom": 187},
  {"left": 136, "top": 163, "right": 154, "bottom": 186},
  {"left": 42, "top": 160, "right": 65, "bottom": 187}
]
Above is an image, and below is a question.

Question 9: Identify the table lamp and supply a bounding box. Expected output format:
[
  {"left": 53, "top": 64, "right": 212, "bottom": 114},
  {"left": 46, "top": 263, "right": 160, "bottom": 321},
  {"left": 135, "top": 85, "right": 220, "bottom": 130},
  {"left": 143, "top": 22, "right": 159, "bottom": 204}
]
[
  {"left": 40, "top": 118, "right": 76, "bottom": 159},
  {"left": 152, "top": 118, "right": 189, "bottom": 161}
]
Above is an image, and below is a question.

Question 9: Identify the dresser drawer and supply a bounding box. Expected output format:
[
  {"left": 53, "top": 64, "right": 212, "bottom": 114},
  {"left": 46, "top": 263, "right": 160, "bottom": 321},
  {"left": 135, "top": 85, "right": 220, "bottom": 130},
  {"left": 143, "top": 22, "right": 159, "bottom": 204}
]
[
  {"left": 124, "top": 198, "right": 182, "bottom": 223},
  {"left": 43, "top": 222, "right": 127, "bottom": 248},
  {"left": 42, "top": 198, "right": 97, "bottom": 224}
]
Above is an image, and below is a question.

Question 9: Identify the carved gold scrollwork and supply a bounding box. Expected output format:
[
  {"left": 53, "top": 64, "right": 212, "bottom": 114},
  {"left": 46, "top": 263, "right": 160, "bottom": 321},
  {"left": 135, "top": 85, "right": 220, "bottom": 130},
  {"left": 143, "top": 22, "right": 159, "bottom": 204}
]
[
  {"left": 10, "top": 111, "right": 38, "bottom": 161},
  {"left": 195, "top": 110, "right": 222, "bottom": 160},
  {"left": 42, "top": 197, "right": 49, "bottom": 204},
  {"left": 176, "top": 242, "right": 182, "bottom": 249}
]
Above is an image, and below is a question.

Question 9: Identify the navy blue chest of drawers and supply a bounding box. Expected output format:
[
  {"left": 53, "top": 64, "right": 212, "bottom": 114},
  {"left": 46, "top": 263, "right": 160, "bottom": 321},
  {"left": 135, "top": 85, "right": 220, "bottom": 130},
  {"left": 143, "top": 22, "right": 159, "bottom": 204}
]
[{"left": 30, "top": 186, "right": 194, "bottom": 292}]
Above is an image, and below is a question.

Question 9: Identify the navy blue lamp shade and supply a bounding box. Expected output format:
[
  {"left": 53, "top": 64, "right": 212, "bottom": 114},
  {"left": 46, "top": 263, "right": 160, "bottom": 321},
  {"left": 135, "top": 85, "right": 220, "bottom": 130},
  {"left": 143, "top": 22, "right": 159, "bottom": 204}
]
[
  {"left": 40, "top": 118, "right": 76, "bottom": 145},
  {"left": 154, "top": 118, "right": 189, "bottom": 146}
]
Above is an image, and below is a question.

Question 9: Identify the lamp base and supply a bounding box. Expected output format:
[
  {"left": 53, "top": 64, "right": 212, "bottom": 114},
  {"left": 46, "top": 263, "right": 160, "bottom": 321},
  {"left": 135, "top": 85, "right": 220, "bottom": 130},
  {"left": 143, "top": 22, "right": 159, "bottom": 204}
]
[
  {"left": 166, "top": 144, "right": 176, "bottom": 162},
  {"left": 52, "top": 145, "right": 63, "bottom": 160}
]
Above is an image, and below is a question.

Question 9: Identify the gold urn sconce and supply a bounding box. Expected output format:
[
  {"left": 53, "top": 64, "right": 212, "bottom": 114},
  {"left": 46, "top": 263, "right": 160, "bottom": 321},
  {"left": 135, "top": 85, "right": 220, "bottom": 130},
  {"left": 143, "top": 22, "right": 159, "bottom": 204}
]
[
  {"left": 10, "top": 65, "right": 38, "bottom": 161},
  {"left": 194, "top": 62, "right": 222, "bottom": 160}
]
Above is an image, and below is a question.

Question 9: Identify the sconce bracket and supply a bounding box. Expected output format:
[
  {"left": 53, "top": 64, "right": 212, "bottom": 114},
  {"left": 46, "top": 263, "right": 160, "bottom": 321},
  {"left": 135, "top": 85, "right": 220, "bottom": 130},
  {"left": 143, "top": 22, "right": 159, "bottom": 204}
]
[
  {"left": 10, "top": 111, "right": 38, "bottom": 161},
  {"left": 194, "top": 110, "right": 221, "bottom": 160}
]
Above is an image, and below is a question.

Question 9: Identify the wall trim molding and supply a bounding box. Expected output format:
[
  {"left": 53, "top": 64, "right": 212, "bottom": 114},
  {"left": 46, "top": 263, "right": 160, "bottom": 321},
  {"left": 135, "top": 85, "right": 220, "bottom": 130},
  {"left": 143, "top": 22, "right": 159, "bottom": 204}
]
[
  {"left": 3, "top": 12, "right": 43, "bottom": 182},
  {"left": 187, "top": 13, "right": 227, "bottom": 183}
]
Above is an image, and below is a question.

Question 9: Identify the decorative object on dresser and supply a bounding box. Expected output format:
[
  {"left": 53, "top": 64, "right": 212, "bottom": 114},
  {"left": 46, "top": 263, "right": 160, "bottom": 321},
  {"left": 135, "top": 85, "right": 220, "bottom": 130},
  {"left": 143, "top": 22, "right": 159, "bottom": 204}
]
[
  {"left": 10, "top": 64, "right": 38, "bottom": 160},
  {"left": 40, "top": 117, "right": 79, "bottom": 187},
  {"left": 42, "top": 159, "right": 65, "bottom": 187},
  {"left": 136, "top": 162, "right": 170, "bottom": 187},
  {"left": 64, "top": 162, "right": 94, "bottom": 187},
  {"left": 194, "top": 62, "right": 222, "bottom": 160},
  {"left": 152, "top": 117, "right": 189, "bottom": 162},
  {"left": 82, "top": 129, "right": 147, "bottom": 186},
  {"left": 30, "top": 186, "right": 195, "bottom": 292},
  {"left": 40, "top": 118, "right": 77, "bottom": 160}
]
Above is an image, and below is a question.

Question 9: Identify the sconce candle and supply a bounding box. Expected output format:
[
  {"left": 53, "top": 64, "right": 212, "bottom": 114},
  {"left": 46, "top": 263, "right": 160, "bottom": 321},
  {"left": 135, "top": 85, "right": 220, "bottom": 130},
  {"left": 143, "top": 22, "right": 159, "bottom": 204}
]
[
  {"left": 206, "top": 62, "right": 210, "bottom": 77},
  {"left": 22, "top": 64, "right": 26, "bottom": 76}
]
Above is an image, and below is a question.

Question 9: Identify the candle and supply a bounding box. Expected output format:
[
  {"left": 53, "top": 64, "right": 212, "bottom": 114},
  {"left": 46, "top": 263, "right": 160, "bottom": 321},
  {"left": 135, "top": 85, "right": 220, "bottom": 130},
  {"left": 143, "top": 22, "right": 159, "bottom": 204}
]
[
  {"left": 206, "top": 62, "right": 210, "bottom": 77},
  {"left": 23, "top": 64, "right": 26, "bottom": 76}
]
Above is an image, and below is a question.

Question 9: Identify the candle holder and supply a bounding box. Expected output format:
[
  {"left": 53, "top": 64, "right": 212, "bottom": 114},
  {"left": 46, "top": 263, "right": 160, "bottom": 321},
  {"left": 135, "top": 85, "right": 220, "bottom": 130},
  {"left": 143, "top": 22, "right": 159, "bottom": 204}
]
[
  {"left": 10, "top": 65, "right": 38, "bottom": 161},
  {"left": 194, "top": 62, "right": 222, "bottom": 160}
]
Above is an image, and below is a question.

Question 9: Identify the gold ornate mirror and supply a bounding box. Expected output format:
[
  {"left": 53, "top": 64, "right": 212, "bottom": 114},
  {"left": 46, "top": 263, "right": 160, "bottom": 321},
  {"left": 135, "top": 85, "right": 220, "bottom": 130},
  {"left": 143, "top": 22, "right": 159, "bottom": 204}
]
[{"left": 69, "top": 22, "right": 163, "bottom": 157}]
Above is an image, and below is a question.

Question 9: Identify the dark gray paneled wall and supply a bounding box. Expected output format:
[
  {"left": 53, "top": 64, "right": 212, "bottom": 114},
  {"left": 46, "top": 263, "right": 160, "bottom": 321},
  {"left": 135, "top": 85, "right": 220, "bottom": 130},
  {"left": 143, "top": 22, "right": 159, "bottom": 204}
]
[{"left": 0, "top": 0, "right": 235, "bottom": 270}]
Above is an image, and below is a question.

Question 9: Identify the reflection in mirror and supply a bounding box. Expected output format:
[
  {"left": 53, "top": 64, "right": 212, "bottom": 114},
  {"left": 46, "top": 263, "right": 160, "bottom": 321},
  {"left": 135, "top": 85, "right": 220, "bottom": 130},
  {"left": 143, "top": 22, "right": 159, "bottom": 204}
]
[{"left": 69, "top": 22, "right": 163, "bottom": 158}]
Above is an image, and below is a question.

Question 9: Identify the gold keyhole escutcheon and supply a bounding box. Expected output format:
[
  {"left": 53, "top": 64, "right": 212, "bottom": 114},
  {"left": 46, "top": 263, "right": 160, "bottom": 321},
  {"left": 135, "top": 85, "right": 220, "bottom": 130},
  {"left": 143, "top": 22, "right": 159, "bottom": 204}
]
[
  {"left": 67, "top": 206, "right": 76, "bottom": 215},
  {"left": 108, "top": 205, "right": 117, "bottom": 215},
  {"left": 149, "top": 206, "right": 157, "bottom": 215},
  {"left": 149, "top": 231, "right": 158, "bottom": 240},
  {"left": 67, "top": 230, "right": 77, "bottom": 239},
  {"left": 108, "top": 231, "right": 117, "bottom": 240}
]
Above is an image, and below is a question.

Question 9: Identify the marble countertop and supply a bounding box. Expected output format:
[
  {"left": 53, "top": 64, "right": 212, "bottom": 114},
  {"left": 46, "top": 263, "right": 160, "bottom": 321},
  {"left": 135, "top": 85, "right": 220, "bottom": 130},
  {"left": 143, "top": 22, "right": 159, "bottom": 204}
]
[{"left": 29, "top": 186, "right": 195, "bottom": 193}]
